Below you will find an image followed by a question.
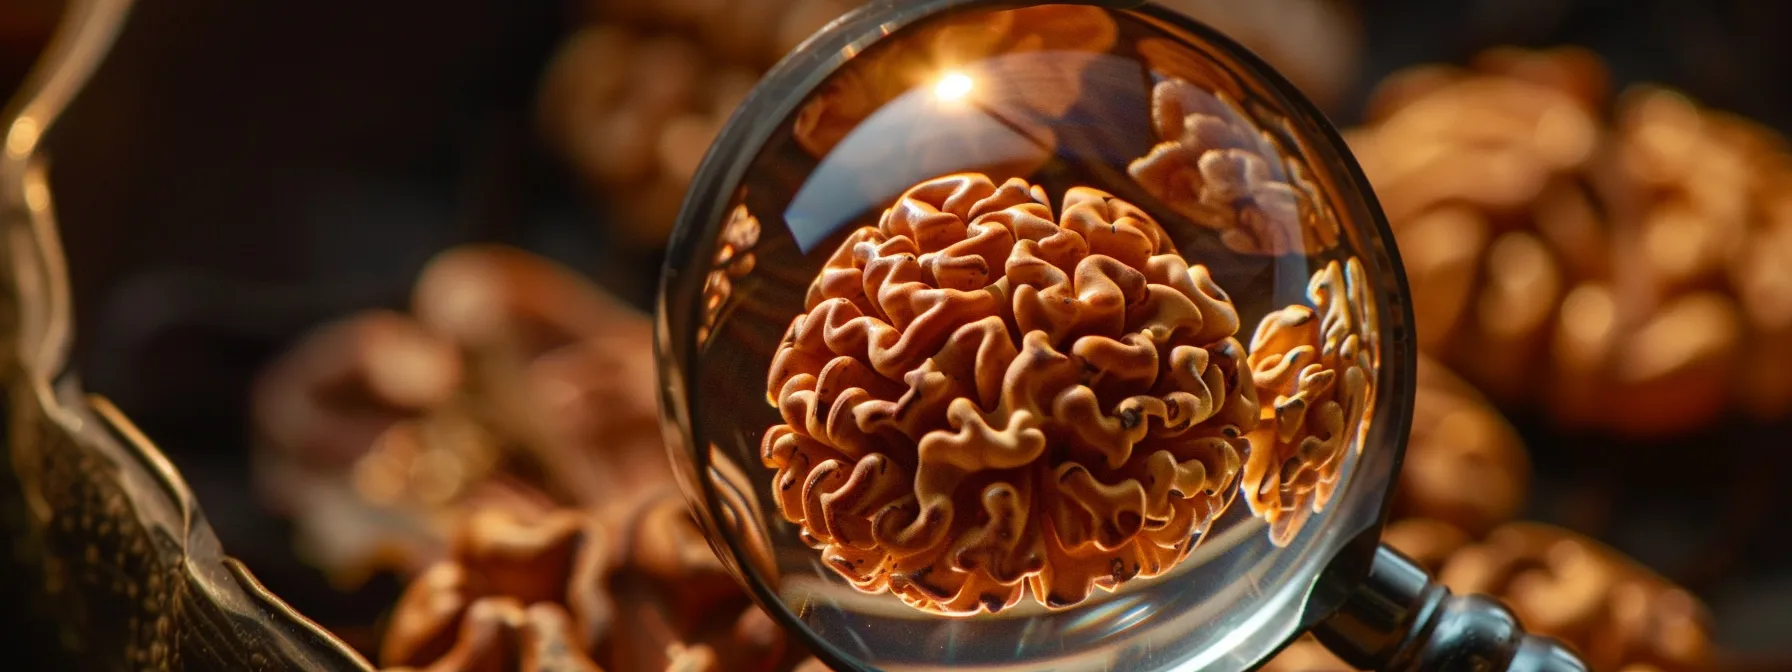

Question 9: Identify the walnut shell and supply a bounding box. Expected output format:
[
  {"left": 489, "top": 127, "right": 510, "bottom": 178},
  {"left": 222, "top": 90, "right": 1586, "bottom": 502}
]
[{"left": 764, "top": 173, "right": 1256, "bottom": 614}]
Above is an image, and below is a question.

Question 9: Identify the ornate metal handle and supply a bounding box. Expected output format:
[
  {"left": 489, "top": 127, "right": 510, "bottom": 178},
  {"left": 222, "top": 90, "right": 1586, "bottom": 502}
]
[{"left": 1313, "top": 544, "right": 1589, "bottom": 672}]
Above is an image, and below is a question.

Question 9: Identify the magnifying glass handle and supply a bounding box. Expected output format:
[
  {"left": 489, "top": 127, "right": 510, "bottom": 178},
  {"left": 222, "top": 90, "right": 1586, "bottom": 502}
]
[{"left": 1312, "top": 544, "right": 1589, "bottom": 672}]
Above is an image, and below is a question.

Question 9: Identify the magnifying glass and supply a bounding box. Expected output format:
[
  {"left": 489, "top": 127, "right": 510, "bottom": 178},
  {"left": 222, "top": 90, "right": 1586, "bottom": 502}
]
[{"left": 654, "top": 2, "right": 1589, "bottom": 670}]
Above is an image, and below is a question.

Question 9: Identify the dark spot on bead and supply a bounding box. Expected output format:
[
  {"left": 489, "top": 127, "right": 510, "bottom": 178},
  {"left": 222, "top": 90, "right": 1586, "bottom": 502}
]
[
  {"left": 1046, "top": 593, "right": 1077, "bottom": 608},
  {"left": 981, "top": 593, "right": 1006, "bottom": 614},
  {"left": 1120, "top": 407, "right": 1142, "bottom": 429}
]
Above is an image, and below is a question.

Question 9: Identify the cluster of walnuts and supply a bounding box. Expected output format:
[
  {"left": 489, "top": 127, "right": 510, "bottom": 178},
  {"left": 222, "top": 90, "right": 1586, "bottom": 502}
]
[
  {"left": 1347, "top": 46, "right": 1792, "bottom": 437},
  {"left": 761, "top": 172, "right": 1379, "bottom": 613},
  {"left": 251, "top": 245, "right": 822, "bottom": 671}
]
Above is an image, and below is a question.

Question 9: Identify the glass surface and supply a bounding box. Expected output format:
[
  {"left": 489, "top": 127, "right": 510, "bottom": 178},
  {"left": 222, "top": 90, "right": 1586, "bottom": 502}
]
[{"left": 657, "top": 2, "right": 1414, "bottom": 670}]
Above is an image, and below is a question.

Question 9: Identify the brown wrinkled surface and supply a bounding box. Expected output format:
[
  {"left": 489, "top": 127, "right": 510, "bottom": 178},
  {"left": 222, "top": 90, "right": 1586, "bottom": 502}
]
[
  {"left": 251, "top": 245, "right": 825, "bottom": 672},
  {"left": 1349, "top": 46, "right": 1792, "bottom": 436},
  {"left": 1243, "top": 258, "right": 1377, "bottom": 546},
  {"left": 764, "top": 172, "right": 1257, "bottom": 614},
  {"left": 1394, "top": 355, "right": 1529, "bottom": 537},
  {"left": 1129, "top": 77, "right": 1342, "bottom": 257},
  {"left": 381, "top": 509, "right": 614, "bottom": 671},
  {"left": 378, "top": 497, "right": 823, "bottom": 672},
  {"left": 790, "top": 4, "right": 1117, "bottom": 159}
]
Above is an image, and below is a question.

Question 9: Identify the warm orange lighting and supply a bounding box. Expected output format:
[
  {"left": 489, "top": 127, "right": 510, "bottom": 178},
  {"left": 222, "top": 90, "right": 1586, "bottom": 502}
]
[{"left": 934, "top": 72, "right": 974, "bottom": 102}]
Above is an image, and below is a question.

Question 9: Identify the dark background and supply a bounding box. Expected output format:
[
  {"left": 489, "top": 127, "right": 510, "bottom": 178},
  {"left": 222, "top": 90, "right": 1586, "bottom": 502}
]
[{"left": 6, "top": 0, "right": 1792, "bottom": 665}]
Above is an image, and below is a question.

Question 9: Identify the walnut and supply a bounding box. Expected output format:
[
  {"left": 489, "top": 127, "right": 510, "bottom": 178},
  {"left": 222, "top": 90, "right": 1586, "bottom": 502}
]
[
  {"left": 1434, "top": 523, "right": 1714, "bottom": 672},
  {"left": 790, "top": 4, "right": 1117, "bottom": 159},
  {"left": 1393, "top": 356, "right": 1529, "bottom": 537},
  {"left": 381, "top": 509, "right": 614, "bottom": 670},
  {"left": 1128, "top": 77, "right": 1341, "bottom": 256},
  {"left": 251, "top": 246, "right": 667, "bottom": 586},
  {"left": 1347, "top": 47, "right": 1792, "bottom": 436},
  {"left": 1243, "top": 257, "right": 1377, "bottom": 545},
  {"left": 764, "top": 173, "right": 1256, "bottom": 614},
  {"left": 537, "top": 25, "right": 758, "bottom": 248},
  {"left": 381, "top": 495, "right": 817, "bottom": 672}
]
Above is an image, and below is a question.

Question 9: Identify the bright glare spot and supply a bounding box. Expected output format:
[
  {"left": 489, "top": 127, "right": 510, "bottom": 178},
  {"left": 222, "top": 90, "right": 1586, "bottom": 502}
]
[{"left": 934, "top": 72, "right": 974, "bottom": 101}]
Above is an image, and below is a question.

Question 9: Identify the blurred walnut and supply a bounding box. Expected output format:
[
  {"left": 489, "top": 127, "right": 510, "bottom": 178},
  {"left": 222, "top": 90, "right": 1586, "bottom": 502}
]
[
  {"left": 601, "top": 491, "right": 813, "bottom": 672},
  {"left": 382, "top": 495, "right": 818, "bottom": 672},
  {"left": 383, "top": 598, "right": 603, "bottom": 672},
  {"left": 537, "top": 25, "right": 756, "bottom": 248},
  {"left": 765, "top": 172, "right": 1256, "bottom": 614},
  {"left": 252, "top": 245, "right": 666, "bottom": 586},
  {"left": 540, "top": 1, "right": 859, "bottom": 249},
  {"left": 1130, "top": 78, "right": 1342, "bottom": 256},
  {"left": 1347, "top": 46, "right": 1792, "bottom": 436},
  {"left": 1434, "top": 523, "right": 1714, "bottom": 672},
  {"left": 1244, "top": 258, "right": 1377, "bottom": 545},
  {"left": 382, "top": 509, "right": 614, "bottom": 671},
  {"left": 1393, "top": 356, "right": 1529, "bottom": 536}
]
